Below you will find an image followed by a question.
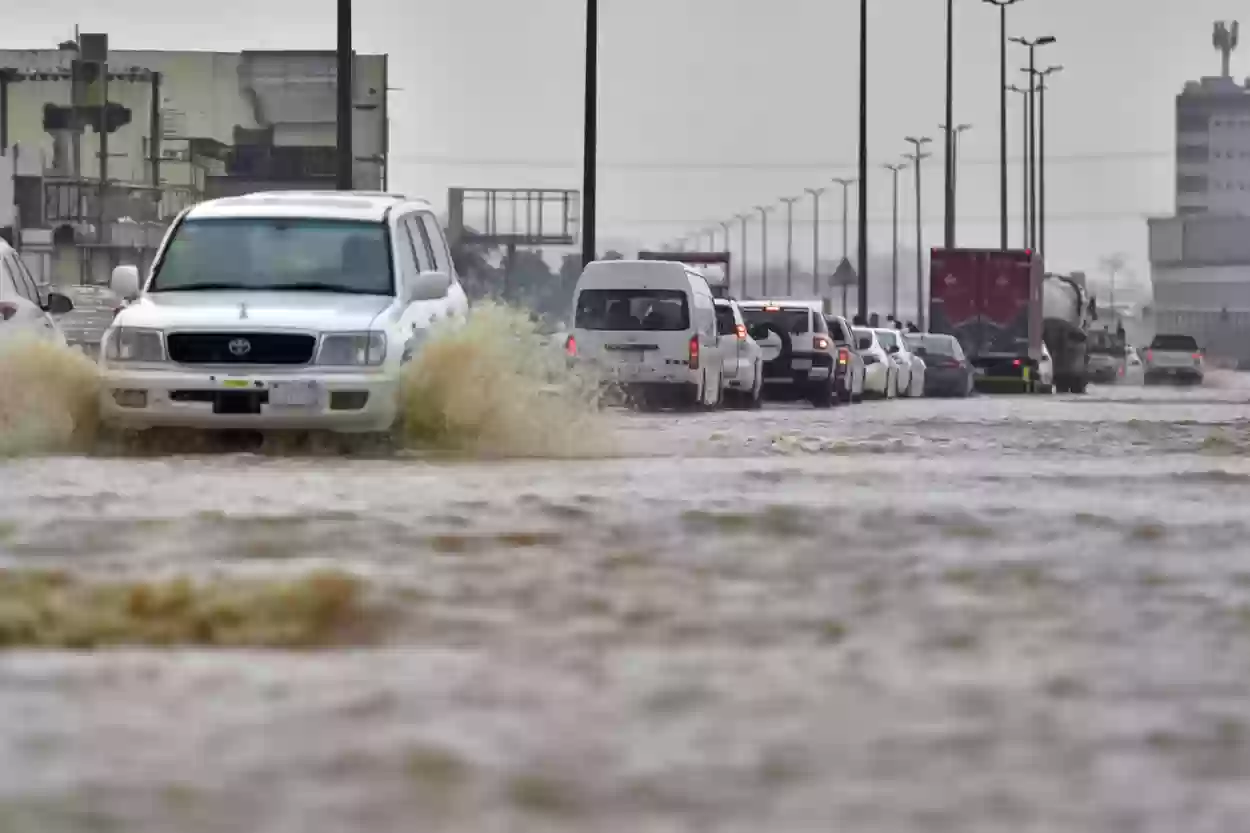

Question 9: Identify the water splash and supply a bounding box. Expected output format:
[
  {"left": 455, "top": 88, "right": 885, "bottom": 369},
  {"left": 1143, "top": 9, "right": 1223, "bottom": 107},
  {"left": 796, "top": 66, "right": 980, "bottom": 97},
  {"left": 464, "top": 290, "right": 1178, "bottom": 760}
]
[{"left": 0, "top": 337, "right": 100, "bottom": 456}]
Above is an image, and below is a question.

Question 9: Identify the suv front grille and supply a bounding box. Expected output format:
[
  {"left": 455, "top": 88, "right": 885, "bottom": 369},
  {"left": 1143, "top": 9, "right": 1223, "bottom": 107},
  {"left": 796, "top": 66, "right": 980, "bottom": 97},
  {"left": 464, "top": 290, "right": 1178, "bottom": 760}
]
[{"left": 166, "top": 332, "right": 317, "bottom": 365}]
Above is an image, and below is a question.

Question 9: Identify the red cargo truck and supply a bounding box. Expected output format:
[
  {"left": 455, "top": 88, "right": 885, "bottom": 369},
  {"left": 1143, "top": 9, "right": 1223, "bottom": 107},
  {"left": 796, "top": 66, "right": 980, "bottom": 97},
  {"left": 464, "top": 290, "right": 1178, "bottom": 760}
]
[{"left": 929, "top": 247, "right": 1044, "bottom": 392}]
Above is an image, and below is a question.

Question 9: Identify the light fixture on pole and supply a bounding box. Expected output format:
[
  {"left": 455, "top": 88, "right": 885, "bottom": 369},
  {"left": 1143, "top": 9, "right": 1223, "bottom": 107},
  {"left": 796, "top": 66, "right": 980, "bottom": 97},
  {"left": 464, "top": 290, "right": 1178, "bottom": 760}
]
[
  {"left": 1010, "top": 35, "right": 1056, "bottom": 250},
  {"left": 983, "top": 0, "right": 1021, "bottom": 249},
  {"left": 882, "top": 162, "right": 906, "bottom": 322},
  {"left": 780, "top": 196, "right": 801, "bottom": 297},
  {"left": 904, "top": 135, "right": 932, "bottom": 329},
  {"left": 755, "top": 205, "right": 773, "bottom": 297},
  {"left": 1032, "top": 65, "right": 1062, "bottom": 258},
  {"left": 804, "top": 187, "right": 827, "bottom": 299}
]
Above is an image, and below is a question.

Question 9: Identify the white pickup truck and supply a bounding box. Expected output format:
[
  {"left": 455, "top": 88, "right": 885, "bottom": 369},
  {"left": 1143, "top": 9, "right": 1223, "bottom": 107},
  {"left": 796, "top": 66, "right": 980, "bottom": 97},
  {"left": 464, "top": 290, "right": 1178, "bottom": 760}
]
[{"left": 1144, "top": 333, "right": 1204, "bottom": 386}]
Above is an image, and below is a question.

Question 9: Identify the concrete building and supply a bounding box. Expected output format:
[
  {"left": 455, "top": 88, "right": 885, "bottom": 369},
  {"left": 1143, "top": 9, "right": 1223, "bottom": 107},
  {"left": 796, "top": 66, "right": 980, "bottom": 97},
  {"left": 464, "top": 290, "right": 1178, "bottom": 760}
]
[
  {"left": 0, "top": 36, "right": 388, "bottom": 286},
  {"left": 1150, "top": 22, "right": 1250, "bottom": 363}
]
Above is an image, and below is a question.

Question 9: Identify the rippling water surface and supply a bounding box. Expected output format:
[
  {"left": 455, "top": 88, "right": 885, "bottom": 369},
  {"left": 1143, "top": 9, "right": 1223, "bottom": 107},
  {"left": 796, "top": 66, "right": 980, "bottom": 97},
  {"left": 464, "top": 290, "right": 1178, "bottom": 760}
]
[{"left": 5, "top": 376, "right": 1250, "bottom": 832}]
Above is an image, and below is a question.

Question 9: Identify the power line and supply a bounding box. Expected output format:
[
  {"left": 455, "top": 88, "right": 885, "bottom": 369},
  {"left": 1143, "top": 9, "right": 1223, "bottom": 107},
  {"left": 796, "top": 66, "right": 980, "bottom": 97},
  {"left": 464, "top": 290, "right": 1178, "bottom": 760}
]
[
  {"left": 392, "top": 148, "right": 1172, "bottom": 172},
  {"left": 600, "top": 208, "right": 1165, "bottom": 227}
]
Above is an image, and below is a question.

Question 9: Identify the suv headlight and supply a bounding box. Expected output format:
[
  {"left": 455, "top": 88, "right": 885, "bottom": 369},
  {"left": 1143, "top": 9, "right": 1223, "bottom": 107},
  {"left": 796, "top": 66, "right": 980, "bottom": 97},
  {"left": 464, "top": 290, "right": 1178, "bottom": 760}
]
[
  {"left": 104, "top": 327, "right": 165, "bottom": 362},
  {"left": 317, "top": 332, "right": 387, "bottom": 366}
]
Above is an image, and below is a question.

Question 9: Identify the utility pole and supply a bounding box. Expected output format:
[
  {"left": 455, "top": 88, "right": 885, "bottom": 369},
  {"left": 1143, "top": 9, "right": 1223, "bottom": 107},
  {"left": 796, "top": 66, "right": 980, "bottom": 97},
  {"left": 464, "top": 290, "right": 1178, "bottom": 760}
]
[
  {"left": 832, "top": 177, "right": 856, "bottom": 314},
  {"left": 856, "top": 0, "right": 870, "bottom": 322},
  {"left": 756, "top": 205, "right": 773, "bottom": 297},
  {"left": 1011, "top": 35, "right": 1056, "bottom": 250},
  {"left": 1008, "top": 84, "right": 1030, "bottom": 247},
  {"left": 943, "top": 0, "right": 955, "bottom": 249},
  {"left": 780, "top": 196, "right": 800, "bottom": 296},
  {"left": 883, "top": 163, "right": 906, "bottom": 322},
  {"left": 336, "top": 0, "right": 353, "bottom": 190},
  {"left": 736, "top": 213, "right": 750, "bottom": 298},
  {"left": 804, "top": 187, "right": 827, "bottom": 299},
  {"left": 984, "top": 0, "right": 1021, "bottom": 249},
  {"left": 580, "top": 0, "right": 599, "bottom": 266},
  {"left": 1033, "top": 66, "right": 1061, "bottom": 258},
  {"left": 905, "top": 136, "right": 932, "bottom": 329},
  {"left": 719, "top": 221, "right": 731, "bottom": 252},
  {"left": 939, "top": 123, "right": 972, "bottom": 229}
]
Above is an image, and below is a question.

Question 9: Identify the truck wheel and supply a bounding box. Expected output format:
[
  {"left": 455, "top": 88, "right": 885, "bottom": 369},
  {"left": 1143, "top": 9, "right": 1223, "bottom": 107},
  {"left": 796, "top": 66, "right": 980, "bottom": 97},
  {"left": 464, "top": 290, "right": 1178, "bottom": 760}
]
[{"left": 1069, "top": 378, "right": 1087, "bottom": 395}]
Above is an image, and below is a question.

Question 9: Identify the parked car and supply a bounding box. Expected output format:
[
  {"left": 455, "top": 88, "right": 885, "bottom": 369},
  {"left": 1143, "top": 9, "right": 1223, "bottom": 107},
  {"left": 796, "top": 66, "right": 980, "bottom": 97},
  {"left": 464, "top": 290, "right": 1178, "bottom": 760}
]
[
  {"left": 0, "top": 238, "right": 74, "bottom": 348},
  {"left": 874, "top": 327, "right": 925, "bottom": 397},
  {"left": 904, "top": 332, "right": 974, "bottom": 397},
  {"left": 853, "top": 327, "right": 899, "bottom": 399},
  {"left": 1144, "top": 334, "right": 1204, "bottom": 385},
  {"left": 825, "top": 314, "right": 865, "bottom": 404},
  {"left": 569, "top": 259, "right": 726, "bottom": 410},
  {"left": 739, "top": 301, "right": 839, "bottom": 408},
  {"left": 714, "top": 298, "right": 763, "bottom": 409},
  {"left": 98, "top": 190, "right": 468, "bottom": 434}
]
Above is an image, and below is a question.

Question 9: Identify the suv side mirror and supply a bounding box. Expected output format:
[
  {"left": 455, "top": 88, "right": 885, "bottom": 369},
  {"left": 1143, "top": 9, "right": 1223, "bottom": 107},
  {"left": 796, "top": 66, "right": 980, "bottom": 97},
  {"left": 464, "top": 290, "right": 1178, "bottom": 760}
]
[
  {"left": 44, "top": 291, "right": 74, "bottom": 315},
  {"left": 404, "top": 270, "right": 451, "bottom": 302},
  {"left": 888, "top": 345, "right": 899, "bottom": 354},
  {"left": 111, "top": 264, "right": 141, "bottom": 299}
]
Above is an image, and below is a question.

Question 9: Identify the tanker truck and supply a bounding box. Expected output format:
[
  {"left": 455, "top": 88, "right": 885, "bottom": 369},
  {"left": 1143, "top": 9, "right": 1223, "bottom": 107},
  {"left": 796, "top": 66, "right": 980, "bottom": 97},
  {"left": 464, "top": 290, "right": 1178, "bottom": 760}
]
[{"left": 1041, "top": 271, "right": 1093, "bottom": 393}]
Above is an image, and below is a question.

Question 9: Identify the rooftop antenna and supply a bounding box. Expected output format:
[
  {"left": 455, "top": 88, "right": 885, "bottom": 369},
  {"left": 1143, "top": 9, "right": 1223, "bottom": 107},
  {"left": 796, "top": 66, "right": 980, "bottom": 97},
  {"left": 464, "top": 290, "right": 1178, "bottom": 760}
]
[{"left": 1214, "top": 20, "right": 1239, "bottom": 78}]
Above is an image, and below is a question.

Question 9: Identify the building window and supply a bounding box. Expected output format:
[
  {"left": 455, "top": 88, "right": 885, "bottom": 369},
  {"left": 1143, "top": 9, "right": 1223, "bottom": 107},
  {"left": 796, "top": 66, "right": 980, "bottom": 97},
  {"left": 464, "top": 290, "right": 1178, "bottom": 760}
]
[{"left": 1178, "top": 174, "right": 1209, "bottom": 193}]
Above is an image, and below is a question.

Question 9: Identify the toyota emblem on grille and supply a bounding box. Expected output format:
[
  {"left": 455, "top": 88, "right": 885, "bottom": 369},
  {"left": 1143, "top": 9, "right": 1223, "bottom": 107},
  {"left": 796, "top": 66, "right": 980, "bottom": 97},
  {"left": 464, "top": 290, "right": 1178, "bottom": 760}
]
[{"left": 227, "top": 338, "right": 252, "bottom": 357}]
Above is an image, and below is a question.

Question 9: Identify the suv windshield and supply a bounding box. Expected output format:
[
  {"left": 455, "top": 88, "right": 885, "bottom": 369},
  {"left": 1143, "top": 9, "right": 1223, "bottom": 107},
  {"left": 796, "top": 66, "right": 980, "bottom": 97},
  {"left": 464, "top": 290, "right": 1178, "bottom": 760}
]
[
  {"left": 742, "top": 307, "right": 810, "bottom": 335},
  {"left": 1150, "top": 334, "right": 1199, "bottom": 351},
  {"left": 575, "top": 289, "right": 690, "bottom": 330},
  {"left": 876, "top": 330, "right": 899, "bottom": 350},
  {"left": 150, "top": 217, "right": 394, "bottom": 294}
]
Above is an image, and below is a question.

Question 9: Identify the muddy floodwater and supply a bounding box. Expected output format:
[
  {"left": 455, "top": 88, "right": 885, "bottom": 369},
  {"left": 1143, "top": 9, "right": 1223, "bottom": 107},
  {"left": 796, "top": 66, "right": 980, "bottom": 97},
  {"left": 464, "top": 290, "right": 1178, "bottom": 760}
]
[{"left": 6, "top": 380, "right": 1250, "bottom": 832}]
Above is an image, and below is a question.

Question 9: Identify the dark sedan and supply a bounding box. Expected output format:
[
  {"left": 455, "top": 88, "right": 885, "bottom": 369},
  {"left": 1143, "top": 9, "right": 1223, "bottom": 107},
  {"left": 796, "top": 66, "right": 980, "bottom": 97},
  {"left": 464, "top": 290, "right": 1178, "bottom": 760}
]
[{"left": 904, "top": 333, "right": 974, "bottom": 397}]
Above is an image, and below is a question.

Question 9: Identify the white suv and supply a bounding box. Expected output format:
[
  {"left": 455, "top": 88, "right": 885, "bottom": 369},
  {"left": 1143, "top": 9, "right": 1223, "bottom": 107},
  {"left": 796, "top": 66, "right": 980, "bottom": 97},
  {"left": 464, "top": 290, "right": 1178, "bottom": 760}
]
[
  {"left": 738, "top": 301, "right": 838, "bottom": 407},
  {"left": 98, "top": 191, "right": 469, "bottom": 434}
]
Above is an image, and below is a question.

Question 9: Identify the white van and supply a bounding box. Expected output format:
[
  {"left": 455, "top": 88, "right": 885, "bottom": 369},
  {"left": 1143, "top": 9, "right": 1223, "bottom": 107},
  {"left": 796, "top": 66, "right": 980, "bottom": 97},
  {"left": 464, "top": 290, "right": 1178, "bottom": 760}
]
[{"left": 567, "top": 260, "right": 725, "bottom": 409}]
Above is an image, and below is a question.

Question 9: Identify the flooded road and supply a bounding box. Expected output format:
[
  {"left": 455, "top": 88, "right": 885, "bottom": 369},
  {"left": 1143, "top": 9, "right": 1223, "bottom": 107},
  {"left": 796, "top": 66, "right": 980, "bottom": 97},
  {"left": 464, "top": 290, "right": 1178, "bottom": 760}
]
[{"left": 5, "top": 380, "right": 1250, "bottom": 832}]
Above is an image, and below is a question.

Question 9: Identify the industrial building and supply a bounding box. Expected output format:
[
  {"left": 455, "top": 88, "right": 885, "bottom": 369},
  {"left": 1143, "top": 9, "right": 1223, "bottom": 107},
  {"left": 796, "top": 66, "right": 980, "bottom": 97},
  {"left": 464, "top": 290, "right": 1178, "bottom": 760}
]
[
  {"left": 1149, "top": 21, "right": 1250, "bottom": 363},
  {"left": 0, "top": 34, "right": 388, "bottom": 286}
]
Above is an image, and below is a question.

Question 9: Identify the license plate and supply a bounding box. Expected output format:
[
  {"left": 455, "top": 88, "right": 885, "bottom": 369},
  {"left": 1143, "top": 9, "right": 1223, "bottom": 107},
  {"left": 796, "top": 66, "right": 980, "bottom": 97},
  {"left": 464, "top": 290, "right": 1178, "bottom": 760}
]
[
  {"left": 974, "top": 367, "right": 986, "bottom": 377},
  {"left": 269, "top": 381, "right": 321, "bottom": 408},
  {"left": 221, "top": 378, "right": 251, "bottom": 389},
  {"left": 791, "top": 359, "right": 813, "bottom": 370}
]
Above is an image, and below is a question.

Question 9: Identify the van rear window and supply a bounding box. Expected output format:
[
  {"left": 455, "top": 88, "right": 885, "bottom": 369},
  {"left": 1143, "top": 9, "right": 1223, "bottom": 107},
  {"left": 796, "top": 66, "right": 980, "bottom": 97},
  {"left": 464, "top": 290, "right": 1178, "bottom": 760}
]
[{"left": 575, "top": 289, "right": 690, "bottom": 331}]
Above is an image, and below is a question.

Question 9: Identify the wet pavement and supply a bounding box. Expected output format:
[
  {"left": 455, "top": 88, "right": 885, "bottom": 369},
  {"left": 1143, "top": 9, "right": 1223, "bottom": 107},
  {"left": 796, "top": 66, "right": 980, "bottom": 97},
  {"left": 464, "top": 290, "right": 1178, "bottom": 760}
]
[{"left": 5, "top": 380, "right": 1250, "bottom": 831}]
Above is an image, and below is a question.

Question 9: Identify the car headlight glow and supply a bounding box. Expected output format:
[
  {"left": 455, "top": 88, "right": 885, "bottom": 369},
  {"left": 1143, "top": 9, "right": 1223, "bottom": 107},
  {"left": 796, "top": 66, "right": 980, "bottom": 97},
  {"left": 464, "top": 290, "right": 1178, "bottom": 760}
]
[
  {"left": 104, "top": 327, "right": 165, "bottom": 362},
  {"left": 317, "top": 331, "right": 387, "bottom": 366}
]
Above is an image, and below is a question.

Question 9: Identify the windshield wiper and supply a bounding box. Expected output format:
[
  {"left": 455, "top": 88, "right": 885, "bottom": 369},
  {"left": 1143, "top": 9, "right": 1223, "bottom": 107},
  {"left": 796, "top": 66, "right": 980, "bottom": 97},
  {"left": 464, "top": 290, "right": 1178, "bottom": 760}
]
[
  {"left": 151, "top": 282, "right": 249, "bottom": 292},
  {"left": 251, "top": 282, "right": 387, "bottom": 295}
]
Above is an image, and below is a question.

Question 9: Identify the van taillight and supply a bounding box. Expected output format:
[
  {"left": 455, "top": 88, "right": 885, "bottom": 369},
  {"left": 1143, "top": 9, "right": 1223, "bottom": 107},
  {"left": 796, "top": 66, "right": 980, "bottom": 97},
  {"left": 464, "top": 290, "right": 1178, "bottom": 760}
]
[
  {"left": 688, "top": 334, "right": 700, "bottom": 369},
  {"left": 735, "top": 324, "right": 746, "bottom": 339},
  {"left": 815, "top": 336, "right": 830, "bottom": 350},
  {"left": 1146, "top": 350, "right": 1153, "bottom": 363},
  {"left": 1193, "top": 352, "right": 1203, "bottom": 360},
  {"left": 565, "top": 335, "right": 576, "bottom": 356}
]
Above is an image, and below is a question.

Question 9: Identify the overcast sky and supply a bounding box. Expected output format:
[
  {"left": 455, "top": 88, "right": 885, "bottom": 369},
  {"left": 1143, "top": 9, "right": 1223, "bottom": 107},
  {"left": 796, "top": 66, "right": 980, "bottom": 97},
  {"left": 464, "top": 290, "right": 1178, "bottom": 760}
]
[{"left": 5, "top": 0, "right": 1246, "bottom": 295}]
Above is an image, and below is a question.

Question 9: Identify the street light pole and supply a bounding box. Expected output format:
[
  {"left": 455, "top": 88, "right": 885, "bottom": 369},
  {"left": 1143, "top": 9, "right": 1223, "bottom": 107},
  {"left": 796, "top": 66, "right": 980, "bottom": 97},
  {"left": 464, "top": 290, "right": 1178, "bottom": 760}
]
[
  {"left": 856, "top": 0, "right": 870, "bottom": 322},
  {"left": 943, "top": 0, "right": 955, "bottom": 249},
  {"left": 736, "top": 214, "right": 750, "bottom": 298},
  {"left": 939, "top": 123, "right": 972, "bottom": 230},
  {"left": 905, "top": 135, "right": 932, "bottom": 329},
  {"left": 1033, "top": 66, "right": 1061, "bottom": 258},
  {"left": 780, "top": 197, "right": 800, "bottom": 297},
  {"left": 983, "top": 0, "right": 1021, "bottom": 249},
  {"left": 1007, "top": 85, "right": 1030, "bottom": 247},
  {"left": 719, "top": 221, "right": 731, "bottom": 252},
  {"left": 1011, "top": 35, "right": 1056, "bottom": 250},
  {"left": 832, "top": 177, "right": 856, "bottom": 315},
  {"left": 580, "top": 0, "right": 599, "bottom": 266},
  {"left": 755, "top": 205, "right": 772, "bottom": 297},
  {"left": 883, "top": 163, "right": 906, "bottom": 322},
  {"left": 335, "top": 0, "right": 353, "bottom": 190},
  {"left": 804, "top": 187, "right": 827, "bottom": 299}
]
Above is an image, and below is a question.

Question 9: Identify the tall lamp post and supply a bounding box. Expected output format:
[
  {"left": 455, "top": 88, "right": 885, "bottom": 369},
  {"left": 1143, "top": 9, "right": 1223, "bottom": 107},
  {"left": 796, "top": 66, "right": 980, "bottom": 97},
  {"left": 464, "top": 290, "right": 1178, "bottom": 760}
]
[
  {"left": 719, "top": 221, "right": 732, "bottom": 252},
  {"left": 1032, "top": 65, "right": 1062, "bottom": 258},
  {"left": 904, "top": 135, "right": 932, "bottom": 329},
  {"left": 804, "top": 187, "right": 827, "bottom": 298},
  {"left": 942, "top": 0, "right": 955, "bottom": 248},
  {"left": 832, "top": 177, "right": 856, "bottom": 315},
  {"left": 580, "top": 0, "right": 599, "bottom": 266},
  {"left": 1007, "top": 84, "right": 1031, "bottom": 247},
  {"left": 755, "top": 205, "right": 773, "bottom": 297},
  {"left": 856, "top": 0, "right": 870, "bottom": 322},
  {"left": 883, "top": 162, "right": 906, "bottom": 322},
  {"left": 336, "top": 0, "right": 353, "bottom": 190},
  {"left": 780, "top": 196, "right": 801, "bottom": 296},
  {"left": 939, "top": 123, "right": 972, "bottom": 230},
  {"left": 983, "top": 0, "right": 1021, "bottom": 249},
  {"left": 1010, "top": 35, "right": 1056, "bottom": 249},
  {"left": 736, "top": 213, "right": 750, "bottom": 298}
]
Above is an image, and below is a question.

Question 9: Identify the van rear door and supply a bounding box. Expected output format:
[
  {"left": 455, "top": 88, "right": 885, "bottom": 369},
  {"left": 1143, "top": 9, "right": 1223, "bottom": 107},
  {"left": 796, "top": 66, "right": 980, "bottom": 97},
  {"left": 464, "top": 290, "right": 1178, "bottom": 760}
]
[{"left": 572, "top": 287, "right": 694, "bottom": 379}]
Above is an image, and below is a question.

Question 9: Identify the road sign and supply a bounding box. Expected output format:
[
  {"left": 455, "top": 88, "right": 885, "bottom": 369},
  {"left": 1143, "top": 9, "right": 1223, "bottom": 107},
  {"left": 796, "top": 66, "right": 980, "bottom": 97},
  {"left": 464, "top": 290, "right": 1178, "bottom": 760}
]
[{"left": 830, "top": 257, "right": 857, "bottom": 288}]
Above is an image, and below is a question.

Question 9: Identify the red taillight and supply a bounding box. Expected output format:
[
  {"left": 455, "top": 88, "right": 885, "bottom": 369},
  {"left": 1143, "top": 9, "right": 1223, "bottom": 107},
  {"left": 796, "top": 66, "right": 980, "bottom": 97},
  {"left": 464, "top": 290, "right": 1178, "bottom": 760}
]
[
  {"left": 688, "top": 334, "right": 700, "bottom": 370},
  {"left": 1146, "top": 350, "right": 1153, "bottom": 363},
  {"left": 0, "top": 302, "right": 16, "bottom": 321},
  {"left": 1012, "top": 359, "right": 1022, "bottom": 367},
  {"left": 943, "top": 359, "right": 961, "bottom": 368},
  {"left": 735, "top": 324, "right": 746, "bottom": 340},
  {"left": 838, "top": 347, "right": 849, "bottom": 365},
  {"left": 564, "top": 335, "right": 576, "bottom": 357},
  {"left": 1193, "top": 352, "right": 1202, "bottom": 360}
]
